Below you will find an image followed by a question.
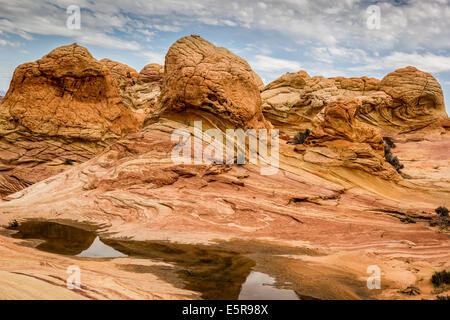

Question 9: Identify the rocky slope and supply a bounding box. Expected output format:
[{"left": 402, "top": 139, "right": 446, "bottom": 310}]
[{"left": 0, "top": 35, "right": 448, "bottom": 300}]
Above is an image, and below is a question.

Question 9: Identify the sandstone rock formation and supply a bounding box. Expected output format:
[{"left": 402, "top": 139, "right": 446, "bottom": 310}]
[
  {"left": 102, "top": 60, "right": 163, "bottom": 113},
  {"left": 262, "top": 67, "right": 448, "bottom": 134},
  {"left": 0, "top": 37, "right": 449, "bottom": 300},
  {"left": 377, "top": 66, "right": 447, "bottom": 132},
  {"left": 101, "top": 58, "right": 139, "bottom": 110},
  {"left": 297, "top": 99, "right": 399, "bottom": 180},
  {"left": 1, "top": 114, "right": 448, "bottom": 299},
  {"left": 0, "top": 43, "right": 141, "bottom": 198},
  {"left": 138, "top": 63, "right": 164, "bottom": 84},
  {"left": 150, "top": 35, "right": 271, "bottom": 130},
  {"left": 125, "top": 63, "right": 164, "bottom": 113}
]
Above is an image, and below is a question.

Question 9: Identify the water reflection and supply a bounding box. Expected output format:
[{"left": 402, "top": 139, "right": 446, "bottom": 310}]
[
  {"left": 11, "top": 221, "right": 96, "bottom": 255},
  {"left": 103, "top": 239, "right": 255, "bottom": 300},
  {"left": 238, "top": 271, "right": 299, "bottom": 300},
  {"left": 8, "top": 220, "right": 303, "bottom": 300},
  {"left": 77, "top": 236, "right": 127, "bottom": 258}
]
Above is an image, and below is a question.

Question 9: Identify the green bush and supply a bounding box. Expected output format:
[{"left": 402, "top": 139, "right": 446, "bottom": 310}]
[{"left": 431, "top": 270, "right": 450, "bottom": 287}]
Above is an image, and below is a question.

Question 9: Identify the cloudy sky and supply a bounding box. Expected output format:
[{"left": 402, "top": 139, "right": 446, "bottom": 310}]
[{"left": 0, "top": 0, "right": 449, "bottom": 113}]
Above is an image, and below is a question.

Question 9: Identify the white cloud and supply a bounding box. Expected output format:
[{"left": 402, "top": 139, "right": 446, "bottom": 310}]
[
  {"left": 309, "top": 46, "right": 368, "bottom": 64},
  {"left": 249, "top": 55, "right": 302, "bottom": 73},
  {"left": 0, "top": 38, "right": 21, "bottom": 47},
  {"left": 149, "top": 24, "right": 182, "bottom": 32},
  {"left": 351, "top": 52, "right": 450, "bottom": 74},
  {"left": 141, "top": 51, "right": 165, "bottom": 65},
  {"left": 1, "top": 0, "right": 449, "bottom": 55},
  {"left": 0, "top": 0, "right": 141, "bottom": 50}
]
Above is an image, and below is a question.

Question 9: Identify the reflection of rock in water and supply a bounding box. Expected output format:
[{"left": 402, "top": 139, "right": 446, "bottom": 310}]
[
  {"left": 77, "top": 237, "right": 127, "bottom": 258},
  {"left": 12, "top": 221, "right": 96, "bottom": 255},
  {"left": 103, "top": 239, "right": 255, "bottom": 300},
  {"left": 238, "top": 271, "right": 299, "bottom": 300}
]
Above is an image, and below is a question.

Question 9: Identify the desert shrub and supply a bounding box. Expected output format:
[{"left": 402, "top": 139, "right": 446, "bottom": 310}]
[
  {"left": 429, "top": 216, "right": 449, "bottom": 230},
  {"left": 288, "top": 129, "right": 310, "bottom": 145},
  {"left": 436, "top": 295, "right": 450, "bottom": 300},
  {"left": 383, "top": 137, "right": 396, "bottom": 148},
  {"left": 6, "top": 219, "right": 19, "bottom": 229},
  {"left": 430, "top": 206, "right": 449, "bottom": 230},
  {"left": 431, "top": 270, "right": 450, "bottom": 287},
  {"left": 384, "top": 144, "right": 404, "bottom": 173},
  {"left": 64, "top": 158, "right": 75, "bottom": 165},
  {"left": 400, "top": 216, "right": 416, "bottom": 224},
  {"left": 435, "top": 206, "right": 449, "bottom": 217}
]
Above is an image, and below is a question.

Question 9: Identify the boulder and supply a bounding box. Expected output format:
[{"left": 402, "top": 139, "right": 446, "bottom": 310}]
[
  {"left": 151, "top": 35, "right": 271, "bottom": 130},
  {"left": 0, "top": 43, "right": 141, "bottom": 198},
  {"left": 378, "top": 66, "right": 447, "bottom": 131},
  {"left": 138, "top": 63, "right": 164, "bottom": 84}
]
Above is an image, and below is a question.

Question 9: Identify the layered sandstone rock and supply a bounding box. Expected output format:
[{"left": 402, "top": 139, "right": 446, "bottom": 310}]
[
  {"left": 101, "top": 58, "right": 139, "bottom": 110},
  {"left": 101, "top": 58, "right": 139, "bottom": 91},
  {"left": 102, "top": 60, "right": 163, "bottom": 113},
  {"left": 0, "top": 43, "right": 141, "bottom": 198},
  {"left": 123, "top": 63, "right": 164, "bottom": 113},
  {"left": 376, "top": 66, "right": 447, "bottom": 131},
  {"left": 0, "top": 37, "right": 449, "bottom": 300},
  {"left": 262, "top": 67, "right": 448, "bottom": 134},
  {"left": 1, "top": 115, "right": 449, "bottom": 299},
  {"left": 296, "top": 99, "right": 398, "bottom": 179},
  {"left": 150, "top": 35, "right": 271, "bottom": 130},
  {"left": 138, "top": 63, "right": 164, "bottom": 84}
]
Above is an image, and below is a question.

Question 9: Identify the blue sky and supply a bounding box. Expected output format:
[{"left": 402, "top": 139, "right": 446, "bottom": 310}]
[{"left": 0, "top": 0, "right": 449, "bottom": 114}]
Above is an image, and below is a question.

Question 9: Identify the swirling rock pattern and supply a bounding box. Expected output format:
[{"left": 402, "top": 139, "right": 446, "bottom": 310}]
[
  {"left": 0, "top": 37, "right": 449, "bottom": 300},
  {"left": 298, "top": 99, "right": 398, "bottom": 180}
]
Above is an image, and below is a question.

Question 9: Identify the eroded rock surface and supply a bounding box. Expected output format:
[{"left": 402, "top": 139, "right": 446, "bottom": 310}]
[
  {"left": 296, "top": 99, "right": 399, "bottom": 180},
  {"left": 0, "top": 37, "right": 449, "bottom": 300},
  {"left": 262, "top": 67, "right": 448, "bottom": 134},
  {"left": 0, "top": 43, "right": 141, "bottom": 198},
  {"left": 151, "top": 35, "right": 271, "bottom": 130},
  {"left": 103, "top": 60, "right": 163, "bottom": 114}
]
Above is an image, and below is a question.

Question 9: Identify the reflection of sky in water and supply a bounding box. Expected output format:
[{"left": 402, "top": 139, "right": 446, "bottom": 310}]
[
  {"left": 77, "top": 236, "right": 127, "bottom": 258},
  {"left": 238, "top": 271, "right": 298, "bottom": 300}
]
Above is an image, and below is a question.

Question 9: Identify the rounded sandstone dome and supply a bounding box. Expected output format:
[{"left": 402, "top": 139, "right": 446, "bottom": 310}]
[{"left": 155, "top": 35, "right": 271, "bottom": 130}]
